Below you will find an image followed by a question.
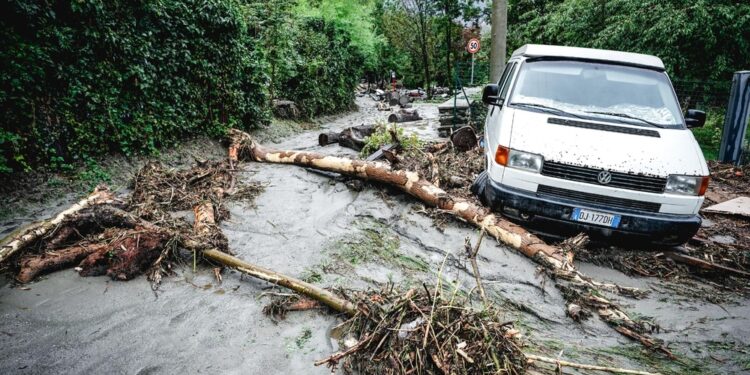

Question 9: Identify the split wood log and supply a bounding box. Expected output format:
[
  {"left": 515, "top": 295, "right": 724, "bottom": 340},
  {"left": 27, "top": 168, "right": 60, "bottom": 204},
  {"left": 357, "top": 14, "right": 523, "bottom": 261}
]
[
  {"left": 388, "top": 109, "right": 421, "bottom": 123},
  {"left": 0, "top": 186, "right": 116, "bottom": 265},
  {"left": 192, "top": 202, "right": 356, "bottom": 315}
]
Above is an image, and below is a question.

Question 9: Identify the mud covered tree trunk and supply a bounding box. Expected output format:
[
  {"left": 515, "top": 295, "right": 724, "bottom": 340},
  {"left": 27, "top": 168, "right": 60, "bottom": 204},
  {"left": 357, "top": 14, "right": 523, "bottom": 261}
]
[
  {"left": 231, "top": 128, "right": 568, "bottom": 270},
  {"left": 228, "top": 129, "right": 674, "bottom": 357},
  {"left": 16, "top": 243, "right": 109, "bottom": 283}
]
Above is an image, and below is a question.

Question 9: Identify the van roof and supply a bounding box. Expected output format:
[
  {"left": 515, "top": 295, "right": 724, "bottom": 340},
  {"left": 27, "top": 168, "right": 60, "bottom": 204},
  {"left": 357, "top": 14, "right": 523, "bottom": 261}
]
[{"left": 511, "top": 44, "right": 665, "bottom": 70}]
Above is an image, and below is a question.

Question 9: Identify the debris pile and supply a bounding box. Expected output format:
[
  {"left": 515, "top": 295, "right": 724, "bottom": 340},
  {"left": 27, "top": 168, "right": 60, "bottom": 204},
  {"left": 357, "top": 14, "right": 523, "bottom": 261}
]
[
  {"left": 5, "top": 157, "right": 264, "bottom": 285},
  {"left": 577, "top": 161, "right": 750, "bottom": 294},
  {"left": 315, "top": 287, "right": 526, "bottom": 375}
]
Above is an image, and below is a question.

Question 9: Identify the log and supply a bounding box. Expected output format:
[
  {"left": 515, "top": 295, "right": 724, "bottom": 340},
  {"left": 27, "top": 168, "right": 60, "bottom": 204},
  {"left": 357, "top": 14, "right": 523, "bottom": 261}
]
[
  {"left": 0, "top": 186, "right": 116, "bottom": 264},
  {"left": 193, "top": 202, "right": 357, "bottom": 315},
  {"left": 388, "top": 109, "right": 421, "bottom": 123},
  {"left": 16, "top": 243, "right": 109, "bottom": 283},
  {"left": 227, "top": 129, "right": 664, "bottom": 354},
  {"left": 664, "top": 251, "right": 750, "bottom": 279},
  {"left": 318, "top": 125, "right": 377, "bottom": 151},
  {"left": 230, "top": 129, "right": 567, "bottom": 270},
  {"left": 525, "top": 354, "right": 659, "bottom": 375}
]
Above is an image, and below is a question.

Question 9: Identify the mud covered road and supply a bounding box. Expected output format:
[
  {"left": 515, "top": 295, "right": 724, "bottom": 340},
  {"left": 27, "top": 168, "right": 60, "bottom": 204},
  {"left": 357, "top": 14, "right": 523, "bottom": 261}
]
[{"left": 1, "top": 96, "right": 749, "bottom": 374}]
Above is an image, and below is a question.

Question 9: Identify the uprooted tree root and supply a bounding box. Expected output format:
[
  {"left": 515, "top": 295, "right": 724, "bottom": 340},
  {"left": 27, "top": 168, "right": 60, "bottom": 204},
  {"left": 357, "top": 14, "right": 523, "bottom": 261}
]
[
  {"left": 7, "top": 157, "right": 265, "bottom": 285},
  {"left": 315, "top": 287, "right": 526, "bottom": 375}
]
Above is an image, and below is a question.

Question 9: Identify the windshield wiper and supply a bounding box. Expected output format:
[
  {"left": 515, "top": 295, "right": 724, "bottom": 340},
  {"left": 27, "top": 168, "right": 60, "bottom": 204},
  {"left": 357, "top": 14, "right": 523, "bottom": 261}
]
[
  {"left": 585, "top": 111, "right": 664, "bottom": 128},
  {"left": 511, "top": 102, "right": 583, "bottom": 118}
]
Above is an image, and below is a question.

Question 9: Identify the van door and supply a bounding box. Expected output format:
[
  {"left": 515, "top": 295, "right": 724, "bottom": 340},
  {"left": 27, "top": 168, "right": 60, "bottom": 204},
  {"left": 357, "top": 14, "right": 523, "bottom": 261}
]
[{"left": 485, "top": 60, "right": 519, "bottom": 167}]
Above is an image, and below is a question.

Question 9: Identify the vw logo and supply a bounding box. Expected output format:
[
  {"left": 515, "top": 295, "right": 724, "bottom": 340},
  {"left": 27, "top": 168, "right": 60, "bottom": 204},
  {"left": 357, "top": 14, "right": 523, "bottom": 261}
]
[{"left": 597, "top": 170, "right": 612, "bottom": 184}]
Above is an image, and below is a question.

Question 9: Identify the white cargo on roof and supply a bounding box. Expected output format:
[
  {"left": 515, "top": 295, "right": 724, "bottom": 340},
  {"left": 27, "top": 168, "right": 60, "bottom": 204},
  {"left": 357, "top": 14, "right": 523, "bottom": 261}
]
[{"left": 511, "top": 44, "right": 665, "bottom": 70}]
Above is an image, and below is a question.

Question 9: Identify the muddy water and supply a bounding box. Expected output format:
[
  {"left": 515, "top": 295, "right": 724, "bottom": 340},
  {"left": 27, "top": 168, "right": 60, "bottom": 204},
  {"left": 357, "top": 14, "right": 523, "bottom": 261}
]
[{"left": 1, "top": 96, "right": 748, "bottom": 374}]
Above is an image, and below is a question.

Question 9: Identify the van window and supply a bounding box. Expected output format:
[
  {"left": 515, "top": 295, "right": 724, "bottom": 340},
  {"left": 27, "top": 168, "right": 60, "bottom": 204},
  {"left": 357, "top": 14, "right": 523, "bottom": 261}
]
[
  {"left": 498, "top": 62, "right": 518, "bottom": 102},
  {"left": 509, "top": 60, "right": 683, "bottom": 127}
]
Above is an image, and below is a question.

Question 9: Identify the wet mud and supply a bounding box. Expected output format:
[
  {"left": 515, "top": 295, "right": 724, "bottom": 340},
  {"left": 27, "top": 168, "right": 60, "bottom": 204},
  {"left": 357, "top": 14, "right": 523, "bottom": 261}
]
[{"left": 1, "top": 96, "right": 748, "bottom": 374}]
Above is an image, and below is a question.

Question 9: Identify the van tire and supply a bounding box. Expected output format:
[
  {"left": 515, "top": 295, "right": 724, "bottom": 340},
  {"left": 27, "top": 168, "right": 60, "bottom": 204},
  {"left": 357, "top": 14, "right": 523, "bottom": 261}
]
[{"left": 471, "top": 170, "right": 489, "bottom": 205}]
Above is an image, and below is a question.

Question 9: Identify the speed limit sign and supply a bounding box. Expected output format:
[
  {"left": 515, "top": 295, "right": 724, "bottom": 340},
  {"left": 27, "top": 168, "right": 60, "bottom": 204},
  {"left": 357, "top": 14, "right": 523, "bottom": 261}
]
[{"left": 467, "top": 38, "right": 480, "bottom": 54}]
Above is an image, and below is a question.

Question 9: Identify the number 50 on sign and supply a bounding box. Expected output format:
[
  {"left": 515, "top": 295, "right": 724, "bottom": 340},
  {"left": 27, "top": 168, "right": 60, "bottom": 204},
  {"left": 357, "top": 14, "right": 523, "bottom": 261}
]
[{"left": 467, "top": 38, "right": 480, "bottom": 54}]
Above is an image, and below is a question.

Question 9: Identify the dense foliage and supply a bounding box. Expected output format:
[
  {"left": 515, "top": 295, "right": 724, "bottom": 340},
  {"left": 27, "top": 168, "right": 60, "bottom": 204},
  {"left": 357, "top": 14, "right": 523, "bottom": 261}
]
[
  {"left": 3, "top": 0, "right": 749, "bottom": 172},
  {"left": 508, "top": 0, "right": 750, "bottom": 82},
  {"left": 0, "top": 0, "right": 270, "bottom": 173},
  {"left": 0, "top": 0, "right": 368, "bottom": 173},
  {"left": 277, "top": 18, "right": 364, "bottom": 118}
]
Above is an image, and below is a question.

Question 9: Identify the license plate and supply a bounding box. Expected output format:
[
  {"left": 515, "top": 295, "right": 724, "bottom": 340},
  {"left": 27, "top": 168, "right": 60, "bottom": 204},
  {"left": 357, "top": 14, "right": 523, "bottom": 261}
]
[{"left": 571, "top": 208, "right": 621, "bottom": 228}]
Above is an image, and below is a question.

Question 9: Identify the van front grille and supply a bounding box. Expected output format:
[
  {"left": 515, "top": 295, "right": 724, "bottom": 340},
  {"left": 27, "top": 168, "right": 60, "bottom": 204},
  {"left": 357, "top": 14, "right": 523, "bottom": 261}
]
[
  {"left": 536, "top": 185, "right": 662, "bottom": 213},
  {"left": 541, "top": 161, "right": 667, "bottom": 193}
]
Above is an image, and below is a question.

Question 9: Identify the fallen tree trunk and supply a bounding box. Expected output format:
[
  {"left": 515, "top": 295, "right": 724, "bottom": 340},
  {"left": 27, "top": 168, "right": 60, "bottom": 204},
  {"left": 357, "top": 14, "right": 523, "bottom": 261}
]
[
  {"left": 193, "top": 202, "right": 357, "bottom": 315},
  {"left": 227, "top": 129, "right": 673, "bottom": 355},
  {"left": 0, "top": 186, "right": 116, "bottom": 265},
  {"left": 388, "top": 109, "right": 421, "bottom": 123},
  {"left": 318, "top": 124, "right": 377, "bottom": 151},
  {"left": 231, "top": 128, "right": 567, "bottom": 269}
]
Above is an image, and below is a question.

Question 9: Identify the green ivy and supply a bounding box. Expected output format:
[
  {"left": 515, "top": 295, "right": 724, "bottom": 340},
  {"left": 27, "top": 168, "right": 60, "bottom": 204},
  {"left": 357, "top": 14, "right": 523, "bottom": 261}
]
[{"left": 0, "top": 0, "right": 271, "bottom": 173}]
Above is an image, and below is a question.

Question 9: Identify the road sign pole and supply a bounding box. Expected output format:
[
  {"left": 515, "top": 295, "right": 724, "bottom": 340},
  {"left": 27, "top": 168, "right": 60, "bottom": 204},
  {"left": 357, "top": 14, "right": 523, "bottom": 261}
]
[
  {"left": 466, "top": 38, "right": 480, "bottom": 86},
  {"left": 470, "top": 53, "right": 475, "bottom": 85}
]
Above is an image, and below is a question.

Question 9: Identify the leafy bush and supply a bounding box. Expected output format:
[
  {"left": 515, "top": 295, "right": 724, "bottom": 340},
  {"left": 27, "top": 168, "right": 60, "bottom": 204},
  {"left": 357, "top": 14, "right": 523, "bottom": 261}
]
[
  {"left": 360, "top": 121, "right": 424, "bottom": 157},
  {"left": 0, "top": 0, "right": 270, "bottom": 173},
  {"left": 278, "top": 17, "right": 364, "bottom": 118}
]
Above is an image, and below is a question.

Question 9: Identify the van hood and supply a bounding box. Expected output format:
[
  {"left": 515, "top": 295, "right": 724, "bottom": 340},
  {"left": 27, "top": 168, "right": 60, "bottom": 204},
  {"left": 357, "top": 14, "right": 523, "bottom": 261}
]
[{"left": 508, "top": 110, "right": 708, "bottom": 177}]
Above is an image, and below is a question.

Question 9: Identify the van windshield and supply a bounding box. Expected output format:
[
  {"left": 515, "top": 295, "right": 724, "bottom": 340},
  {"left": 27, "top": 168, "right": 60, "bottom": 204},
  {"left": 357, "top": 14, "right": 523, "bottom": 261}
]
[{"left": 508, "top": 60, "right": 684, "bottom": 128}]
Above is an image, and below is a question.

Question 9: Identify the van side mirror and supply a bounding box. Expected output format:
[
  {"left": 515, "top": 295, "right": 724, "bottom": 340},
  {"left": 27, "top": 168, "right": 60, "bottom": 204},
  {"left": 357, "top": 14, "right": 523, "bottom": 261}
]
[
  {"left": 685, "top": 109, "right": 706, "bottom": 128},
  {"left": 482, "top": 84, "right": 501, "bottom": 106}
]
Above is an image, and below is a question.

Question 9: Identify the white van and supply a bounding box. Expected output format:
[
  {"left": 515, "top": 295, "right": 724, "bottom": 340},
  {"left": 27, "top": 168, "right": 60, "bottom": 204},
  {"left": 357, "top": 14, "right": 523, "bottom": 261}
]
[{"left": 473, "top": 44, "right": 709, "bottom": 246}]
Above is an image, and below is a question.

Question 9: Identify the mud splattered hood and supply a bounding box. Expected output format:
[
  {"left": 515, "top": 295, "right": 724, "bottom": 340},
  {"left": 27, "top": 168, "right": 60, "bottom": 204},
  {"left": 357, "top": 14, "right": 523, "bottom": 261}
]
[{"left": 508, "top": 109, "right": 708, "bottom": 177}]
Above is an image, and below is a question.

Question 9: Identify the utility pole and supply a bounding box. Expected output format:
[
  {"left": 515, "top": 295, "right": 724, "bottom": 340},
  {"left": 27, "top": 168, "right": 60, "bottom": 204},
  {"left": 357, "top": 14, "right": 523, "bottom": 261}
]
[{"left": 489, "top": 0, "right": 507, "bottom": 83}]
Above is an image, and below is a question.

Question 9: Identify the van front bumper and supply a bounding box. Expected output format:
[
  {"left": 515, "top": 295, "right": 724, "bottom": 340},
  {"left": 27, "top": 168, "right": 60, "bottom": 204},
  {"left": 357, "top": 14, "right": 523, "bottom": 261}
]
[{"left": 477, "top": 177, "right": 701, "bottom": 246}]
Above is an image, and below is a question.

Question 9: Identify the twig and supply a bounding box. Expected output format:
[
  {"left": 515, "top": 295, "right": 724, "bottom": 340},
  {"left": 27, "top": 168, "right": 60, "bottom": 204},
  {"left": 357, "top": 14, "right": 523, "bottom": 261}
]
[
  {"left": 466, "top": 229, "right": 488, "bottom": 308},
  {"left": 526, "top": 353, "right": 661, "bottom": 375}
]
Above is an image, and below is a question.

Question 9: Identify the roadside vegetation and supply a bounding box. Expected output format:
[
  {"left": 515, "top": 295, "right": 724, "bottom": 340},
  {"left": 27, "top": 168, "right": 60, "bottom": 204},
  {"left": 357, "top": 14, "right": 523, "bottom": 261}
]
[{"left": 3, "top": 0, "right": 747, "bottom": 176}]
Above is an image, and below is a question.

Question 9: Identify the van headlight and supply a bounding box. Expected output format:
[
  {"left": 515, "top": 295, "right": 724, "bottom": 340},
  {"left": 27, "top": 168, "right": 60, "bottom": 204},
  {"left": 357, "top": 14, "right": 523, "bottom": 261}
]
[
  {"left": 665, "top": 175, "right": 709, "bottom": 196},
  {"left": 507, "top": 149, "right": 543, "bottom": 173}
]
